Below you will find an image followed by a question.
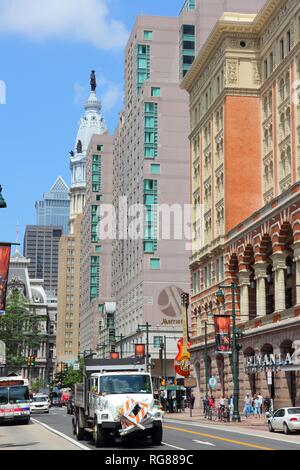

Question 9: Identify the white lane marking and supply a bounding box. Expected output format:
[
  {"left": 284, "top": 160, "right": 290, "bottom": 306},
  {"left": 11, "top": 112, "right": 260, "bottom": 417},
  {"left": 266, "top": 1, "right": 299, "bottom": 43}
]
[
  {"left": 164, "top": 418, "right": 300, "bottom": 446},
  {"left": 162, "top": 442, "right": 186, "bottom": 450},
  {"left": 32, "top": 418, "right": 90, "bottom": 451},
  {"left": 193, "top": 440, "right": 216, "bottom": 447}
]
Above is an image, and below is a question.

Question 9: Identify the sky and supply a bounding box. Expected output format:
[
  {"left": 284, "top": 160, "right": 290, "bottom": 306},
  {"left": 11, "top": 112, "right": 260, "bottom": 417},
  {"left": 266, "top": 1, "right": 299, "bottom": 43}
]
[{"left": 0, "top": 0, "right": 184, "bottom": 247}]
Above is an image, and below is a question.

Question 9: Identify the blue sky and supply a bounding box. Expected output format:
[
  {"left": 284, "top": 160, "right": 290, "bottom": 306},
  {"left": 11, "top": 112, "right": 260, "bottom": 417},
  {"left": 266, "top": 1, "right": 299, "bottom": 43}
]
[{"left": 0, "top": 0, "right": 184, "bottom": 246}]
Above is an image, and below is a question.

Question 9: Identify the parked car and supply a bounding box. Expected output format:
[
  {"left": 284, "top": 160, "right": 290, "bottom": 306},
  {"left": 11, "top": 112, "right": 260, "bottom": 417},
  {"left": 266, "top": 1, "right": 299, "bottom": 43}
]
[
  {"left": 267, "top": 407, "right": 300, "bottom": 434},
  {"left": 30, "top": 394, "right": 50, "bottom": 414},
  {"left": 61, "top": 390, "right": 72, "bottom": 406}
]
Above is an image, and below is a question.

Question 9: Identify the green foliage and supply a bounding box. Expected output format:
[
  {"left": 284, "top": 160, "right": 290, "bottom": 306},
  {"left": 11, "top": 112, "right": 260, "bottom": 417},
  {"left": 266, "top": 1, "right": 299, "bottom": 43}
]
[
  {"left": 31, "top": 378, "right": 47, "bottom": 394},
  {"left": 53, "top": 359, "right": 84, "bottom": 388},
  {"left": 0, "top": 289, "right": 47, "bottom": 369}
]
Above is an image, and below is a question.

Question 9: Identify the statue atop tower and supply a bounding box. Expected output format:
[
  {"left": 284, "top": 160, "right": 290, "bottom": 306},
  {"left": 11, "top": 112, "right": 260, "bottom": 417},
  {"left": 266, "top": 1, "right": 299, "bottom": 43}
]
[{"left": 90, "top": 70, "right": 97, "bottom": 92}]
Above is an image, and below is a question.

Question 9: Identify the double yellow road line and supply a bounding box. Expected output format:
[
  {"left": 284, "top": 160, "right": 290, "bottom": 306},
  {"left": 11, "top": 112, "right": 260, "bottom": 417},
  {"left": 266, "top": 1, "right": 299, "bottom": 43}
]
[{"left": 164, "top": 425, "right": 274, "bottom": 450}]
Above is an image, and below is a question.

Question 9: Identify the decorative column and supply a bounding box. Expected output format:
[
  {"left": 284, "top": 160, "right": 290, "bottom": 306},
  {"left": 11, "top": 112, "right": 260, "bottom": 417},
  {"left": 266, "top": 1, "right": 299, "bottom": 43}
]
[
  {"left": 271, "top": 252, "right": 287, "bottom": 312},
  {"left": 254, "top": 262, "right": 267, "bottom": 317},
  {"left": 293, "top": 243, "right": 300, "bottom": 305},
  {"left": 238, "top": 271, "right": 250, "bottom": 321}
]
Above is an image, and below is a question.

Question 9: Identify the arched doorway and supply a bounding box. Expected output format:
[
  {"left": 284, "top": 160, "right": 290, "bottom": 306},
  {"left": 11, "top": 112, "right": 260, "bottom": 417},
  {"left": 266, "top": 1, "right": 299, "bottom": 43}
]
[{"left": 280, "top": 339, "right": 296, "bottom": 406}]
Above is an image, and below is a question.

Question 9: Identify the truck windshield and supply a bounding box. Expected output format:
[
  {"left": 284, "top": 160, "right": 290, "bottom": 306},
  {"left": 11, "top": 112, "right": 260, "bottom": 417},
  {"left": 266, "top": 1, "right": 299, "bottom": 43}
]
[
  {"left": 100, "top": 375, "right": 152, "bottom": 395},
  {"left": 0, "top": 387, "right": 8, "bottom": 405}
]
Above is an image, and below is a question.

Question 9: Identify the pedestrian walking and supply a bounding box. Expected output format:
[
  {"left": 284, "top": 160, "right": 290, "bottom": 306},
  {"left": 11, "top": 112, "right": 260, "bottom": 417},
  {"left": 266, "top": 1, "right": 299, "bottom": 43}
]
[
  {"left": 243, "top": 393, "right": 252, "bottom": 418},
  {"left": 228, "top": 395, "right": 234, "bottom": 421},
  {"left": 190, "top": 392, "right": 195, "bottom": 410},
  {"left": 254, "top": 396, "right": 261, "bottom": 418},
  {"left": 257, "top": 392, "right": 263, "bottom": 415}
]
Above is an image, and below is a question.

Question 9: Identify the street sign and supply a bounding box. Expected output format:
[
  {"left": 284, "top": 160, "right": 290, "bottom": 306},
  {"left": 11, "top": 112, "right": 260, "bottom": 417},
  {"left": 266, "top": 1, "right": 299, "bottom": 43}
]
[
  {"left": 73, "top": 363, "right": 80, "bottom": 371},
  {"left": 184, "top": 377, "right": 197, "bottom": 388},
  {"left": 209, "top": 377, "right": 217, "bottom": 389}
]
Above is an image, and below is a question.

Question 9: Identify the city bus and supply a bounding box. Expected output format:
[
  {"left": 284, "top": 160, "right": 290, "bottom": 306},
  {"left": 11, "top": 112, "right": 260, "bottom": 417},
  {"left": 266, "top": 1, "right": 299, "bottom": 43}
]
[{"left": 0, "top": 376, "right": 31, "bottom": 424}]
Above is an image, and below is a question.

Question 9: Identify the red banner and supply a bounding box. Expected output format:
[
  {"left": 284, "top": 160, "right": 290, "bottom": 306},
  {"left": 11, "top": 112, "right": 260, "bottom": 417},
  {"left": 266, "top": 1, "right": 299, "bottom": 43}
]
[
  {"left": 214, "top": 315, "right": 231, "bottom": 354},
  {"left": 0, "top": 244, "right": 11, "bottom": 314}
]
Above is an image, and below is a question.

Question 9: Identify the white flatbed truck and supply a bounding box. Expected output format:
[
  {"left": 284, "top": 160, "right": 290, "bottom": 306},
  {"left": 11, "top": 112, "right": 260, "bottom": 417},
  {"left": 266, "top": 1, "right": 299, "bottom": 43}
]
[{"left": 73, "top": 357, "right": 163, "bottom": 447}]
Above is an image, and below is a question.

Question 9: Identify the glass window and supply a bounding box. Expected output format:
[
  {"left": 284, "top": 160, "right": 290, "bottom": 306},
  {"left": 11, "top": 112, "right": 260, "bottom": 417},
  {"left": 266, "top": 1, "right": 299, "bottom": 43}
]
[
  {"left": 287, "top": 408, "right": 300, "bottom": 415},
  {"left": 97, "top": 145, "right": 104, "bottom": 152},
  {"left": 0, "top": 387, "right": 8, "bottom": 405},
  {"left": 9, "top": 386, "right": 29, "bottom": 404},
  {"left": 145, "top": 147, "right": 155, "bottom": 158},
  {"left": 150, "top": 258, "right": 160, "bottom": 270},
  {"left": 144, "top": 31, "right": 153, "bottom": 40},
  {"left": 151, "top": 87, "right": 161, "bottom": 97},
  {"left": 95, "top": 246, "right": 103, "bottom": 254},
  {"left": 151, "top": 164, "right": 161, "bottom": 175},
  {"left": 100, "top": 375, "right": 152, "bottom": 394},
  {"left": 154, "top": 336, "right": 163, "bottom": 348}
]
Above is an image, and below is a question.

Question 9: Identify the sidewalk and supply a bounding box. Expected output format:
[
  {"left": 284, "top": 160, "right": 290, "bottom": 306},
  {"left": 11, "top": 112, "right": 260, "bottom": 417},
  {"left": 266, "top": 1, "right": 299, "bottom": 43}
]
[{"left": 164, "top": 409, "right": 270, "bottom": 431}]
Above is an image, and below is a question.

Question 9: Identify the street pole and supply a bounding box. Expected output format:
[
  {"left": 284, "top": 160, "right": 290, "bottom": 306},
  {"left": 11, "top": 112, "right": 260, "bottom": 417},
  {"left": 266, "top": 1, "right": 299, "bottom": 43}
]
[
  {"left": 146, "top": 322, "right": 149, "bottom": 372},
  {"left": 231, "top": 283, "right": 241, "bottom": 422},
  {"left": 205, "top": 321, "right": 209, "bottom": 401},
  {"left": 120, "top": 334, "right": 123, "bottom": 359},
  {"left": 163, "top": 336, "right": 167, "bottom": 413}
]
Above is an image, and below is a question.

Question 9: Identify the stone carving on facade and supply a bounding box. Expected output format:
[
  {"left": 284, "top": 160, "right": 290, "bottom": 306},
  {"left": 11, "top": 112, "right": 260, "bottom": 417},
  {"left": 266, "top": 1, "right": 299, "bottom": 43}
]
[
  {"left": 225, "top": 59, "right": 238, "bottom": 87},
  {"left": 252, "top": 61, "right": 261, "bottom": 86}
]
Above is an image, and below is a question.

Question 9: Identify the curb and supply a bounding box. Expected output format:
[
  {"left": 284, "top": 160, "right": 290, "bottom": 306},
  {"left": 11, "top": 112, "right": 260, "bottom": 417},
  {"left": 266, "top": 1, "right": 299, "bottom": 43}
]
[{"left": 31, "top": 418, "right": 91, "bottom": 451}]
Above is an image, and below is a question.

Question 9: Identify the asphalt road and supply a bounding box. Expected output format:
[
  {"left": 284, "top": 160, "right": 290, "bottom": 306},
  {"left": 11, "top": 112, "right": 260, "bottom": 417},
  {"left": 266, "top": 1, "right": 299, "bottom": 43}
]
[{"left": 31, "top": 407, "right": 300, "bottom": 451}]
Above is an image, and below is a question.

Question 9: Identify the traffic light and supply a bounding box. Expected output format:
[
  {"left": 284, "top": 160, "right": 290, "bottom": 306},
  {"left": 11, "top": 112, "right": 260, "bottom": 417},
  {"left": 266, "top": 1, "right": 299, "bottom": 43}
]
[
  {"left": 181, "top": 292, "right": 189, "bottom": 307},
  {"left": 63, "top": 363, "right": 68, "bottom": 371},
  {"left": 31, "top": 356, "right": 36, "bottom": 367}
]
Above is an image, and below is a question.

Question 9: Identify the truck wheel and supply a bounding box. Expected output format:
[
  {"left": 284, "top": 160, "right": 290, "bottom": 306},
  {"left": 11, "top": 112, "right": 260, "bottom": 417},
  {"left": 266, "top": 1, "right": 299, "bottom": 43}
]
[
  {"left": 72, "top": 417, "right": 76, "bottom": 435},
  {"left": 94, "top": 423, "right": 105, "bottom": 448},
  {"left": 152, "top": 422, "right": 163, "bottom": 446},
  {"left": 76, "top": 416, "right": 85, "bottom": 441}
]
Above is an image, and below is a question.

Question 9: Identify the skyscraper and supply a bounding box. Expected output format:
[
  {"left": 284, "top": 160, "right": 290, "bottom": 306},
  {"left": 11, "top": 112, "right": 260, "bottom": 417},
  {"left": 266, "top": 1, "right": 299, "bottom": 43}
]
[
  {"left": 23, "top": 226, "right": 63, "bottom": 296},
  {"left": 35, "top": 176, "right": 70, "bottom": 235}
]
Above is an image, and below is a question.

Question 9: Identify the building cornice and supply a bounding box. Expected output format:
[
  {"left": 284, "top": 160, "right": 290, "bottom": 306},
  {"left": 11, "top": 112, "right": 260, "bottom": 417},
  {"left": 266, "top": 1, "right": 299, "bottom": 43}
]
[{"left": 181, "top": 0, "right": 291, "bottom": 94}]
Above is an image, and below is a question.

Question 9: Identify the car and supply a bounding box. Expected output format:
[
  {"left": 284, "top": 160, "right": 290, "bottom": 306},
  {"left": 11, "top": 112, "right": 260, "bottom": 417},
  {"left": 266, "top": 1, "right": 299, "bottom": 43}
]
[
  {"left": 30, "top": 394, "right": 50, "bottom": 414},
  {"left": 267, "top": 407, "right": 300, "bottom": 434},
  {"left": 50, "top": 391, "right": 63, "bottom": 407}
]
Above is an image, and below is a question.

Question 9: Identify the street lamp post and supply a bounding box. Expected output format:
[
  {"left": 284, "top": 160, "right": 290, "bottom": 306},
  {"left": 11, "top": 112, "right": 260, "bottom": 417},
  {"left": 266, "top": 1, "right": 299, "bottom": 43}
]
[
  {"left": 216, "top": 283, "right": 241, "bottom": 423},
  {"left": 0, "top": 186, "right": 7, "bottom": 209}
]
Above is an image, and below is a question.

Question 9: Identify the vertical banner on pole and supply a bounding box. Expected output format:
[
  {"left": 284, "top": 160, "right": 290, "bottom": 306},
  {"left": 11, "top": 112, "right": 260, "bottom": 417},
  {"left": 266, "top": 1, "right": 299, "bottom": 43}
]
[
  {"left": 214, "top": 315, "right": 232, "bottom": 354},
  {"left": 0, "top": 244, "right": 11, "bottom": 315}
]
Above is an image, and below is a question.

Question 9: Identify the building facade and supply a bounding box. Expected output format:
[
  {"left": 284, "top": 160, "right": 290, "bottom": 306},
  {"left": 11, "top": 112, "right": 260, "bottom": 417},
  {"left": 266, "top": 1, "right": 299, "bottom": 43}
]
[
  {"left": 0, "top": 250, "right": 57, "bottom": 384},
  {"left": 182, "top": 0, "right": 300, "bottom": 408},
  {"left": 112, "top": 14, "right": 193, "bottom": 376},
  {"left": 56, "top": 215, "right": 82, "bottom": 364},
  {"left": 35, "top": 176, "right": 70, "bottom": 235},
  {"left": 80, "top": 134, "right": 114, "bottom": 352},
  {"left": 23, "top": 225, "right": 63, "bottom": 296}
]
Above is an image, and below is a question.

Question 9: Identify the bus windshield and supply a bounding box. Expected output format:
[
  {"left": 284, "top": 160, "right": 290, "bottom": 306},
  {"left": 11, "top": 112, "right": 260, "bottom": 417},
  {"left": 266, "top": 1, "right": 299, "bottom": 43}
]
[
  {"left": 0, "top": 386, "right": 29, "bottom": 404},
  {"left": 0, "top": 387, "right": 8, "bottom": 405},
  {"left": 100, "top": 375, "right": 152, "bottom": 395},
  {"left": 8, "top": 386, "right": 29, "bottom": 404}
]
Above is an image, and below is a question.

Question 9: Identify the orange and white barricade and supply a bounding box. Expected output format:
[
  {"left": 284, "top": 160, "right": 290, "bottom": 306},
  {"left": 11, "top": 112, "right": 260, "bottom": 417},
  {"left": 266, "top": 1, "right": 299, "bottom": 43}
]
[{"left": 119, "top": 398, "right": 150, "bottom": 436}]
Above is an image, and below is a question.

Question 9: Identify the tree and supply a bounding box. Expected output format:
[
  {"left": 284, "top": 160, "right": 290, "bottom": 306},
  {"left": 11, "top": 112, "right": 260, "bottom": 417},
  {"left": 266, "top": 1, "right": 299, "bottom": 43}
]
[
  {"left": 0, "top": 288, "right": 47, "bottom": 371},
  {"left": 53, "top": 359, "right": 84, "bottom": 388}
]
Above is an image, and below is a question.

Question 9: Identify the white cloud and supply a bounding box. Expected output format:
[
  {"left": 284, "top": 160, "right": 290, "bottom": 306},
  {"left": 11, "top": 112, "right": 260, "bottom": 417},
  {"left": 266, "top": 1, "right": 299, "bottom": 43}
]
[{"left": 0, "top": 0, "right": 129, "bottom": 49}]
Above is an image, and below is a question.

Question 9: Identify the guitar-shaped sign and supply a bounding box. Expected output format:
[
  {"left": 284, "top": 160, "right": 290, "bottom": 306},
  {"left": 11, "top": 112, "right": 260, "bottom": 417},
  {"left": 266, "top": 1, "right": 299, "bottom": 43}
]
[{"left": 174, "top": 293, "right": 191, "bottom": 377}]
